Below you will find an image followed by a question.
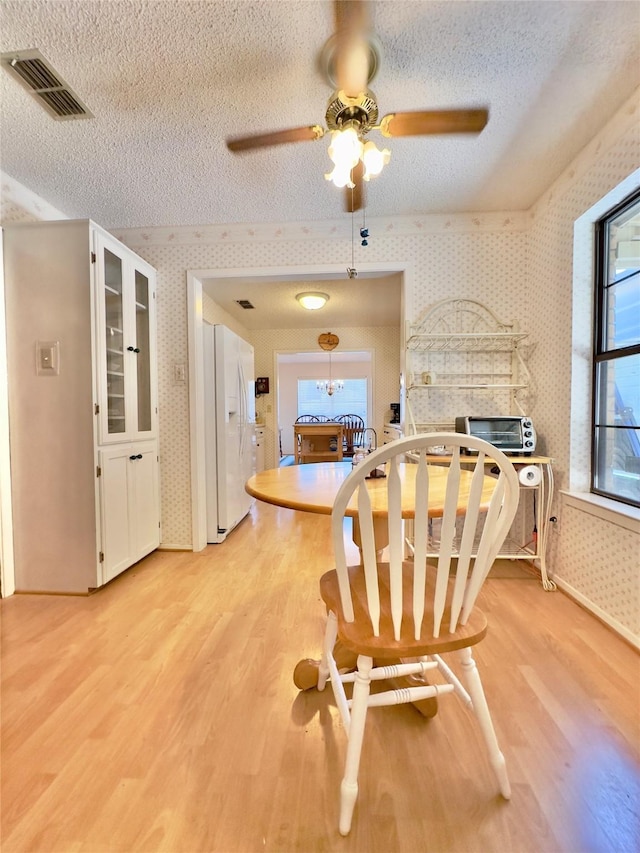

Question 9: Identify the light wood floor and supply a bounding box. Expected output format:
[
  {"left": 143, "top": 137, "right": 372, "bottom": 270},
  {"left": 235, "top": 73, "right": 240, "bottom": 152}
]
[{"left": 1, "top": 502, "right": 639, "bottom": 853}]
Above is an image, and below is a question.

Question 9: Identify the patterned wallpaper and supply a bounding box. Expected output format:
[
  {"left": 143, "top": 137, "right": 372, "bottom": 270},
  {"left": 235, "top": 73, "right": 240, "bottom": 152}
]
[
  {"left": 526, "top": 92, "right": 639, "bottom": 640},
  {"left": 1, "top": 173, "right": 68, "bottom": 223},
  {"left": 557, "top": 499, "right": 639, "bottom": 642},
  {"left": 117, "top": 224, "right": 530, "bottom": 550},
  {"left": 1, "top": 88, "right": 638, "bottom": 641}
]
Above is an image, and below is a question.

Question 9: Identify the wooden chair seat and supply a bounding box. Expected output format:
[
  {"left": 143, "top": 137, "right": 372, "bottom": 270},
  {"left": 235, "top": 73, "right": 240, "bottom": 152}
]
[{"left": 320, "top": 562, "right": 488, "bottom": 659}]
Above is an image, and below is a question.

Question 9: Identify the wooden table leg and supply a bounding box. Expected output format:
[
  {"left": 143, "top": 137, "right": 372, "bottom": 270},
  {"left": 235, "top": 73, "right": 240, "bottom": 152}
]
[
  {"left": 293, "top": 642, "right": 356, "bottom": 691},
  {"left": 294, "top": 520, "right": 437, "bottom": 718},
  {"left": 352, "top": 516, "right": 388, "bottom": 560}
]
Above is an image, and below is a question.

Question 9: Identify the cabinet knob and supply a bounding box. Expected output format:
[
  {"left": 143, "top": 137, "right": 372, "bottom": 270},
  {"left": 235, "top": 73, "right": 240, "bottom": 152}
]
[
  {"left": 129, "top": 453, "right": 143, "bottom": 460},
  {"left": 129, "top": 454, "right": 137, "bottom": 460},
  {"left": 127, "top": 346, "right": 135, "bottom": 352}
]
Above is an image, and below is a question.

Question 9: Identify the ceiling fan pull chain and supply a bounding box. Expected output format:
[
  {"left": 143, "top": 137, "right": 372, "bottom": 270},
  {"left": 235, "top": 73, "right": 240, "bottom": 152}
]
[
  {"left": 347, "top": 200, "right": 358, "bottom": 279},
  {"left": 360, "top": 206, "right": 369, "bottom": 247}
]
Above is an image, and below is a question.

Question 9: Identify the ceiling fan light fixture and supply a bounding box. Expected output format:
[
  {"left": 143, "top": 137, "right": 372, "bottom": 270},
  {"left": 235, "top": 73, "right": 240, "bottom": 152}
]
[
  {"left": 325, "top": 127, "right": 363, "bottom": 187},
  {"left": 362, "top": 139, "right": 390, "bottom": 181},
  {"left": 296, "top": 292, "right": 330, "bottom": 310}
]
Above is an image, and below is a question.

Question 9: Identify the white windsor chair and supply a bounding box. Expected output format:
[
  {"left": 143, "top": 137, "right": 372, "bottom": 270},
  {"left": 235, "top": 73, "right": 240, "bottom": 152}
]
[{"left": 316, "top": 432, "right": 521, "bottom": 835}]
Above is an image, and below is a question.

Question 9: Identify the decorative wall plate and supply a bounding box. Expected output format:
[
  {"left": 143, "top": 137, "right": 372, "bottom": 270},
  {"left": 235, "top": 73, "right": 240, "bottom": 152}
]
[{"left": 318, "top": 332, "right": 339, "bottom": 351}]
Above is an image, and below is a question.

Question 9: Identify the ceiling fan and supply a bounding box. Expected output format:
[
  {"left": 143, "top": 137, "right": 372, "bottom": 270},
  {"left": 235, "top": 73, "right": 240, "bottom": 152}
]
[{"left": 226, "top": 0, "right": 489, "bottom": 213}]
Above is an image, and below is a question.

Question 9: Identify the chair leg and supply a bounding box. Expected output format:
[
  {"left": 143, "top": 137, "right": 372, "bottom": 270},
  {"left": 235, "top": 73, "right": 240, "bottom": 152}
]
[
  {"left": 457, "top": 647, "right": 511, "bottom": 799},
  {"left": 339, "top": 654, "right": 373, "bottom": 835},
  {"left": 318, "top": 610, "right": 338, "bottom": 691}
]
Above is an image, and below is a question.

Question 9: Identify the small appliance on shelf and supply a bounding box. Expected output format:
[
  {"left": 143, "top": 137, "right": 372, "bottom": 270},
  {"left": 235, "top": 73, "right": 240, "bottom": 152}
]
[{"left": 454, "top": 416, "right": 536, "bottom": 455}]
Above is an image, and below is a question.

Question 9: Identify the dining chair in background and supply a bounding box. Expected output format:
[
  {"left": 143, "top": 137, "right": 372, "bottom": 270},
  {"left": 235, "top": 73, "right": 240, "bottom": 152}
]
[
  {"left": 316, "top": 433, "right": 520, "bottom": 835},
  {"left": 335, "top": 413, "right": 365, "bottom": 457}
]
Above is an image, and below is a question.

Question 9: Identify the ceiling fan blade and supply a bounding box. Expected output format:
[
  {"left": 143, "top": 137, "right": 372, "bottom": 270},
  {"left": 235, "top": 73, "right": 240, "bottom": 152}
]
[
  {"left": 227, "top": 125, "right": 324, "bottom": 152},
  {"left": 379, "top": 108, "right": 489, "bottom": 138},
  {"left": 334, "top": 0, "right": 370, "bottom": 96},
  {"left": 345, "top": 159, "right": 364, "bottom": 213}
]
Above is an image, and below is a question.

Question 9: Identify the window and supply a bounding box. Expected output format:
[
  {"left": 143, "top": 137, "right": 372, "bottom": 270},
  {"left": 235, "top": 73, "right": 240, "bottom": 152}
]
[
  {"left": 297, "top": 378, "right": 368, "bottom": 424},
  {"left": 592, "top": 189, "right": 640, "bottom": 507}
]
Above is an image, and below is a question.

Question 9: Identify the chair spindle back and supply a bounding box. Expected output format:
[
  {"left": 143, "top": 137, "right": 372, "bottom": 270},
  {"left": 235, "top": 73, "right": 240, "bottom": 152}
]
[{"left": 331, "top": 433, "right": 520, "bottom": 642}]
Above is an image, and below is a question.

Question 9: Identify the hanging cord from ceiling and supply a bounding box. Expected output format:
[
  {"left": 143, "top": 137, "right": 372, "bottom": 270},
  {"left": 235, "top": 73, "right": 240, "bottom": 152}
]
[{"left": 347, "top": 191, "right": 357, "bottom": 279}]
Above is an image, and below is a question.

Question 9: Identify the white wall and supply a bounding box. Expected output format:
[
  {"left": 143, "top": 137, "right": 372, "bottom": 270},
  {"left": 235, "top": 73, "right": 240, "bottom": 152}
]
[{"left": 0, "top": 177, "right": 69, "bottom": 596}]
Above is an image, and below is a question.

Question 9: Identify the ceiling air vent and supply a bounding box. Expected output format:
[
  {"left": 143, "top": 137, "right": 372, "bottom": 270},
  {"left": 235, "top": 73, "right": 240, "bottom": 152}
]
[
  {"left": 236, "top": 300, "right": 255, "bottom": 309},
  {"left": 1, "top": 48, "right": 93, "bottom": 120}
]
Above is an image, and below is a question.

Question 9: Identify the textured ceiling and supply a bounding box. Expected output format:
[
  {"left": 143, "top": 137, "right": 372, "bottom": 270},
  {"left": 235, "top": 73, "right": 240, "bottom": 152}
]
[
  {"left": 1, "top": 0, "right": 639, "bottom": 230},
  {"left": 202, "top": 271, "right": 402, "bottom": 329}
]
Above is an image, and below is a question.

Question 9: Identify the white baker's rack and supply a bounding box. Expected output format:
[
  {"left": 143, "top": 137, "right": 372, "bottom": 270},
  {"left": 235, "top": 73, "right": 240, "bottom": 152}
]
[{"left": 404, "top": 298, "right": 531, "bottom": 436}]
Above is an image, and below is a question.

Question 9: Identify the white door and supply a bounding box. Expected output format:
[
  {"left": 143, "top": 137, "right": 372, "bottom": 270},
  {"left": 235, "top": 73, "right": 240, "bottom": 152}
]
[
  {"left": 130, "top": 441, "right": 160, "bottom": 559},
  {"left": 203, "top": 324, "right": 219, "bottom": 542},
  {"left": 99, "top": 445, "right": 133, "bottom": 583},
  {"left": 239, "top": 337, "right": 257, "bottom": 488},
  {"left": 99, "top": 441, "right": 159, "bottom": 583},
  {"left": 215, "top": 326, "right": 243, "bottom": 535},
  {"left": 203, "top": 325, "right": 256, "bottom": 542}
]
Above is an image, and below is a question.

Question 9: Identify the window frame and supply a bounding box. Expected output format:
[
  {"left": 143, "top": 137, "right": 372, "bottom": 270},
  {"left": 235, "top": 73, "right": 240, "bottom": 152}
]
[
  {"left": 296, "top": 377, "right": 369, "bottom": 424},
  {"left": 591, "top": 187, "right": 640, "bottom": 509}
]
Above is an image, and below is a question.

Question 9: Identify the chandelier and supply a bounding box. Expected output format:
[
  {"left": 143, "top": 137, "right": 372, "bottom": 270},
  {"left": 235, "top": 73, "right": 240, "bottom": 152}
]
[{"left": 317, "top": 377, "right": 344, "bottom": 396}]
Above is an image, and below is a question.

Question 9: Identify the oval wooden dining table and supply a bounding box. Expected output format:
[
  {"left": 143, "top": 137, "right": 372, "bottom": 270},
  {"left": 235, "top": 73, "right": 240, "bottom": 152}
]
[
  {"left": 246, "top": 459, "right": 496, "bottom": 553},
  {"left": 245, "top": 459, "right": 497, "bottom": 716}
]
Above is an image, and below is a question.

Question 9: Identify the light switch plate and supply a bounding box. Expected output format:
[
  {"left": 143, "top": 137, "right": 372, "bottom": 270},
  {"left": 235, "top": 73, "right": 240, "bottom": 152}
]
[
  {"left": 36, "top": 340, "right": 60, "bottom": 375},
  {"left": 173, "top": 362, "right": 186, "bottom": 384}
]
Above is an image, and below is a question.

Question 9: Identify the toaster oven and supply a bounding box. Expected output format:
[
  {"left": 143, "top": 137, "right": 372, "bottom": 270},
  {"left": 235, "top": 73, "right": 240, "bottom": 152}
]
[{"left": 454, "top": 416, "right": 536, "bottom": 455}]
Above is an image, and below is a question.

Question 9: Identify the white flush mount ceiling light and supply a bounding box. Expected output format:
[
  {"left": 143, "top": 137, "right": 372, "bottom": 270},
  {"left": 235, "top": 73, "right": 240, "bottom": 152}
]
[{"left": 296, "top": 292, "right": 330, "bottom": 310}]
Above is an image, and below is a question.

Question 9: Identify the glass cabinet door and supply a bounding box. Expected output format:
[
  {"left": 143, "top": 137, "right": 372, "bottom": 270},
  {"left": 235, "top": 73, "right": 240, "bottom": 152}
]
[
  {"left": 97, "top": 232, "right": 156, "bottom": 445},
  {"left": 134, "top": 269, "right": 152, "bottom": 433},
  {"left": 103, "top": 247, "right": 126, "bottom": 436}
]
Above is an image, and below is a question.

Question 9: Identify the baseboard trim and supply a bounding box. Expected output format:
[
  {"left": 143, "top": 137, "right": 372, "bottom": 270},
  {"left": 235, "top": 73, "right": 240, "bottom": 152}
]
[{"left": 554, "top": 576, "right": 639, "bottom": 652}]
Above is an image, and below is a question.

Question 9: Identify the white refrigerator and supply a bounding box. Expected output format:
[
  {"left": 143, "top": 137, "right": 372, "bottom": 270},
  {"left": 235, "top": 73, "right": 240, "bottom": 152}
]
[{"left": 204, "top": 324, "right": 256, "bottom": 543}]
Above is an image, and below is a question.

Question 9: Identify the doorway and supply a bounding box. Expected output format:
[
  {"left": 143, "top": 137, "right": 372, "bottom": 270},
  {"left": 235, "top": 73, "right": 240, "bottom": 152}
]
[
  {"left": 277, "top": 349, "right": 372, "bottom": 458},
  {"left": 187, "top": 261, "right": 413, "bottom": 551}
]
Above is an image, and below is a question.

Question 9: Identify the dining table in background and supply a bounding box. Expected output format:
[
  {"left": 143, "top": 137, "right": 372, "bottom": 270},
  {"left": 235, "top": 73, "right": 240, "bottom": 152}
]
[{"left": 246, "top": 459, "right": 500, "bottom": 717}]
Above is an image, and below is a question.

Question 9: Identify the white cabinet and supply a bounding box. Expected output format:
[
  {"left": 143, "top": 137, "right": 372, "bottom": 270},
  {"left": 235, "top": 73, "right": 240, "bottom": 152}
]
[
  {"left": 99, "top": 442, "right": 160, "bottom": 583},
  {"left": 94, "top": 233, "right": 157, "bottom": 444},
  {"left": 405, "top": 299, "right": 531, "bottom": 434},
  {"left": 3, "top": 220, "right": 160, "bottom": 592}
]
